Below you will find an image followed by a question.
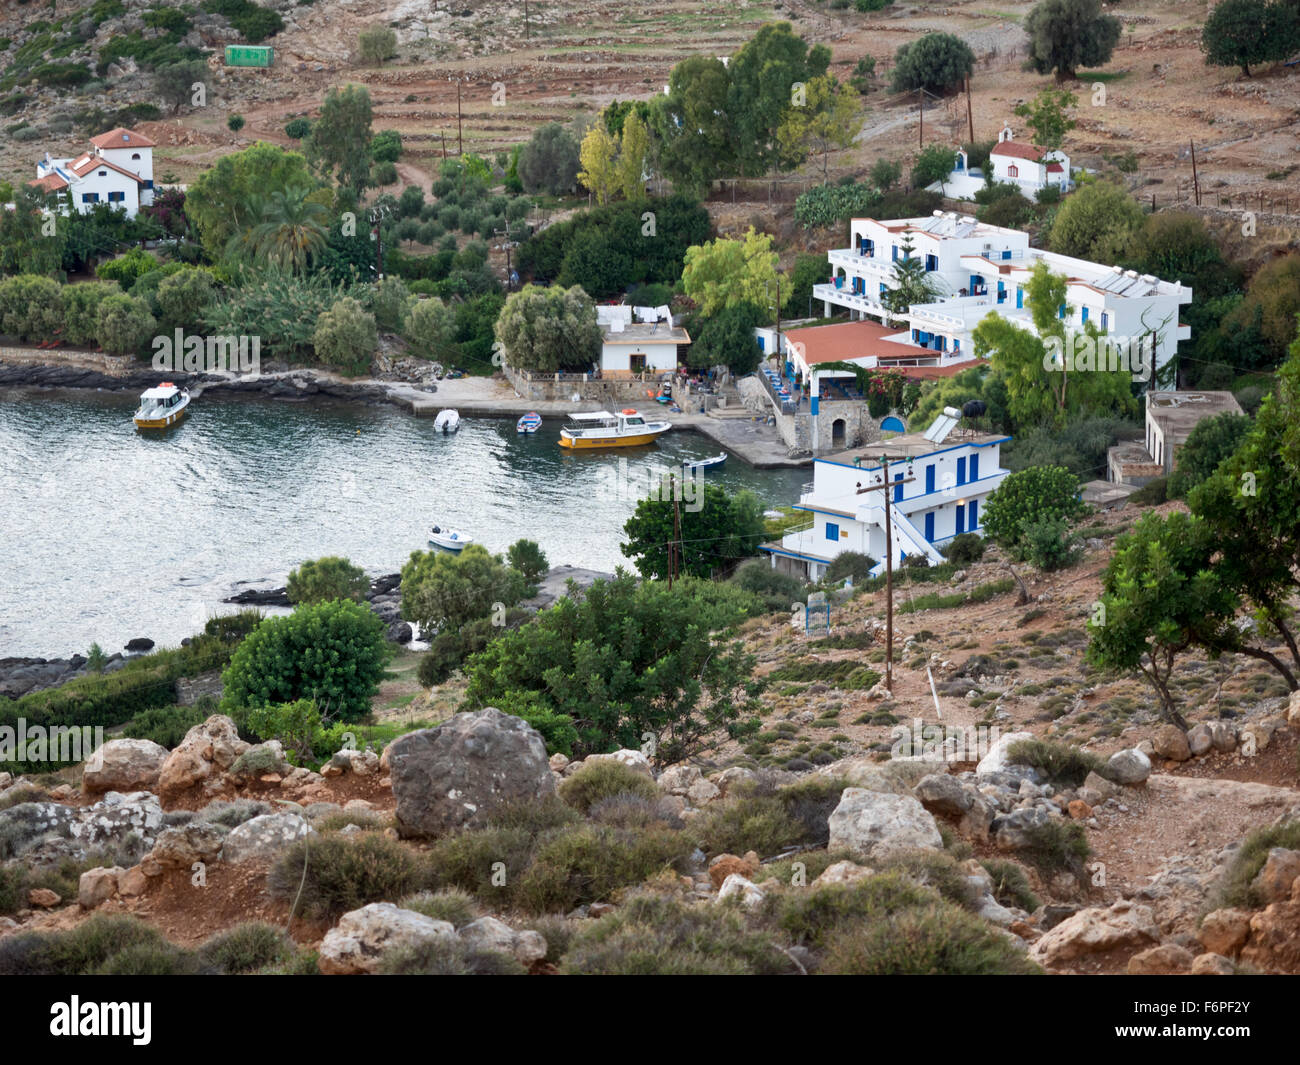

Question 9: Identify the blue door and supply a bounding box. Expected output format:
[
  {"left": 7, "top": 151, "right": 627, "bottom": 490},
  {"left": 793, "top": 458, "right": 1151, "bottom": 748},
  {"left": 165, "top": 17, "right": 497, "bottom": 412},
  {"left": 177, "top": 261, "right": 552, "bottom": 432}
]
[
  {"left": 969, "top": 454, "right": 979, "bottom": 482},
  {"left": 956, "top": 457, "right": 967, "bottom": 485},
  {"left": 893, "top": 471, "right": 903, "bottom": 502},
  {"left": 924, "top": 512, "right": 935, "bottom": 541},
  {"left": 925, "top": 464, "right": 935, "bottom": 494},
  {"left": 955, "top": 504, "right": 966, "bottom": 535},
  {"left": 1016, "top": 287, "right": 1023, "bottom": 309},
  {"left": 969, "top": 499, "right": 978, "bottom": 529}
]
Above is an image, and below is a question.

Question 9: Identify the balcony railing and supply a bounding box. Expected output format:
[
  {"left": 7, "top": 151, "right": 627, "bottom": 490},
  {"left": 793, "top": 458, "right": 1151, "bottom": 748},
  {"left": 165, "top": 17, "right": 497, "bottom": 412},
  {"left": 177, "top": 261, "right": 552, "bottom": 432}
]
[{"left": 754, "top": 370, "right": 798, "bottom": 416}]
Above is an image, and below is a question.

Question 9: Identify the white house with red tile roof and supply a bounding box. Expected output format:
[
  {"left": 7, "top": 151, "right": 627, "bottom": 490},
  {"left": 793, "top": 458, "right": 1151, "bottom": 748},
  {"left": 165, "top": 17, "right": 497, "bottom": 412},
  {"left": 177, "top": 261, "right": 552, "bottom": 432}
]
[
  {"left": 934, "top": 124, "right": 1072, "bottom": 201},
  {"left": 30, "top": 127, "right": 156, "bottom": 219}
]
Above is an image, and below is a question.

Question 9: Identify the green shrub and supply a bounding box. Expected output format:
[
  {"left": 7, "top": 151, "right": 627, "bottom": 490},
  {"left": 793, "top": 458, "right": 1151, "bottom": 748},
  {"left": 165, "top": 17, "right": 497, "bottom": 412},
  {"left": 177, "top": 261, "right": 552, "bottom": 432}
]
[
  {"left": 729, "top": 558, "right": 807, "bottom": 612},
  {"left": 286, "top": 556, "right": 369, "bottom": 605},
  {"left": 122, "top": 701, "right": 210, "bottom": 747},
  {"left": 1005, "top": 738, "right": 1101, "bottom": 787},
  {"left": 561, "top": 894, "right": 797, "bottom": 974},
  {"left": 399, "top": 889, "right": 479, "bottom": 928},
  {"left": 1128, "top": 476, "right": 1168, "bottom": 506},
  {"left": 1019, "top": 819, "right": 1091, "bottom": 876},
  {"left": 268, "top": 833, "right": 427, "bottom": 917},
  {"left": 380, "top": 938, "right": 525, "bottom": 974},
  {"left": 688, "top": 794, "right": 805, "bottom": 856},
  {"left": 0, "top": 914, "right": 173, "bottom": 976},
  {"left": 514, "top": 824, "right": 693, "bottom": 914},
  {"left": 426, "top": 826, "right": 534, "bottom": 906},
  {"left": 92, "top": 940, "right": 206, "bottom": 975},
  {"left": 942, "top": 532, "right": 985, "bottom": 564},
  {"left": 1210, "top": 820, "right": 1300, "bottom": 910},
  {"left": 557, "top": 760, "right": 659, "bottom": 813},
  {"left": 981, "top": 859, "right": 1040, "bottom": 912},
  {"left": 506, "top": 539, "right": 549, "bottom": 584}
]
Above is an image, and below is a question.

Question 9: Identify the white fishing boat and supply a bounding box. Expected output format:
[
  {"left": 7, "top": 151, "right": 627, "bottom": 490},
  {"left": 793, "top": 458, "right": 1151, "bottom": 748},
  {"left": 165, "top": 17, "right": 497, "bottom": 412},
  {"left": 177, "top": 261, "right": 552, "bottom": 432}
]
[
  {"left": 133, "top": 382, "right": 190, "bottom": 429},
  {"left": 429, "top": 525, "right": 473, "bottom": 550},
  {"left": 516, "top": 411, "right": 542, "bottom": 433},
  {"left": 434, "top": 409, "right": 460, "bottom": 433},
  {"left": 682, "top": 452, "right": 727, "bottom": 472},
  {"left": 558, "top": 409, "right": 671, "bottom": 449}
]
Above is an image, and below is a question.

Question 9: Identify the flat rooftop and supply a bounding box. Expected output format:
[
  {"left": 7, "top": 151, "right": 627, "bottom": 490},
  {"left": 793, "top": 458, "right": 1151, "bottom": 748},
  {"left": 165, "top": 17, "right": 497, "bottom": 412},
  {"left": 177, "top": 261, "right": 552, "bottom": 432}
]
[
  {"left": 1147, "top": 391, "right": 1243, "bottom": 435},
  {"left": 602, "top": 322, "right": 690, "bottom": 344},
  {"left": 824, "top": 426, "right": 1009, "bottom": 467}
]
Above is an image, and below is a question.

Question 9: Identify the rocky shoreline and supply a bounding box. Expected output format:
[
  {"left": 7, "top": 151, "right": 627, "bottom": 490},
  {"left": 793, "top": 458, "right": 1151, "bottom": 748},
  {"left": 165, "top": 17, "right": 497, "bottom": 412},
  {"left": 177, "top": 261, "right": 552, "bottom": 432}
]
[{"left": 0, "top": 566, "right": 616, "bottom": 701}]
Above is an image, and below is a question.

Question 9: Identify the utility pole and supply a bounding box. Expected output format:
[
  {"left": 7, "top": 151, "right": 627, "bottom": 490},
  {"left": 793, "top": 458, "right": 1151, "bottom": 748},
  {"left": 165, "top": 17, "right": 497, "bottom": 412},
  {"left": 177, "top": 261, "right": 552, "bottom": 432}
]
[
  {"left": 857, "top": 456, "right": 915, "bottom": 692},
  {"left": 965, "top": 77, "right": 974, "bottom": 144},
  {"left": 669, "top": 473, "right": 681, "bottom": 590},
  {"left": 1189, "top": 139, "right": 1200, "bottom": 206},
  {"left": 456, "top": 78, "right": 463, "bottom": 156},
  {"left": 918, "top": 88, "right": 923, "bottom": 148}
]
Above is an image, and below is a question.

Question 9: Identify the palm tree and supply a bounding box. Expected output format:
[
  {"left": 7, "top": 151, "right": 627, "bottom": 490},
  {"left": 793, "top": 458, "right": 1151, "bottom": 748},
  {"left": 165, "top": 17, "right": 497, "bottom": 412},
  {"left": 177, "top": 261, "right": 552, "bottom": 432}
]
[
  {"left": 883, "top": 235, "right": 939, "bottom": 326},
  {"left": 247, "top": 184, "right": 329, "bottom": 274}
]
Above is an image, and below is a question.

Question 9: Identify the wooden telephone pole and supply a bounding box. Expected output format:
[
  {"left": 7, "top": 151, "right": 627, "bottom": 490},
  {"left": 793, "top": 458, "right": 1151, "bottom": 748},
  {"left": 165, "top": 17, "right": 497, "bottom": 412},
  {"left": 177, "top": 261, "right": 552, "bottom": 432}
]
[
  {"left": 1189, "top": 139, "right": 1201, "bottom": 206},
  {"left": 667, "top": 472, "right": 681, "bottom": 590},
  {"left": 965, "top": 77, "right": 975, "bottom": 144},
  {"left": 857, "top": 456, "right": 915, "bottom": 691},
  {"left": 918, "top": 88, "right": 923, "bottom": 147}
]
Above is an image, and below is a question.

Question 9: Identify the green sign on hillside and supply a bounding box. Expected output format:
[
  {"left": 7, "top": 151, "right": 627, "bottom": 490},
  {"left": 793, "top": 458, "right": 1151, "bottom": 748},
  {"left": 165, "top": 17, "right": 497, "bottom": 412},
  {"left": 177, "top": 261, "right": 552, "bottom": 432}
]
[{"left": 224, "top": 45, "right": 274, "bottom": 68}]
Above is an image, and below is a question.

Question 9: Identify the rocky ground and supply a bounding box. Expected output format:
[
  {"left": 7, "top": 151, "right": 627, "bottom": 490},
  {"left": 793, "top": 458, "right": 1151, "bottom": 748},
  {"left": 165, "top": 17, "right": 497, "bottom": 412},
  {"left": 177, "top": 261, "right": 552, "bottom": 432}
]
[{"left": 2, "top": 504, "right": 1299, "bottom": 974}]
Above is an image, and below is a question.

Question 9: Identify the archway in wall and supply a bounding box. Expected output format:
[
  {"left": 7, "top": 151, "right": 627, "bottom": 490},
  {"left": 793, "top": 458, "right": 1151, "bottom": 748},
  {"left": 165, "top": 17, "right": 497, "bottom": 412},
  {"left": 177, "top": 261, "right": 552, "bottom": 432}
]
[
  {"left": 831, "top": 418, "right": 846, "bottom": 448},
  {"left": 880, "top": 416, "right": 905, "bottom": 433}
]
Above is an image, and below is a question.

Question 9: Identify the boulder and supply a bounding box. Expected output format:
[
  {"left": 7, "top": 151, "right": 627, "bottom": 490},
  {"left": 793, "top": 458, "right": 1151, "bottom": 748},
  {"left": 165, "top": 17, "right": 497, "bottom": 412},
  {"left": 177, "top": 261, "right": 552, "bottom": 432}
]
[
  {"left": 1187, "top": 723, "right": 1213, "bottom": 757},
  {"left": 1288, "top": 689, "right": 1300, "bottom": 726},
  {"left": 158, "top": 715, "right": 250, "bottom": 796},
  {"left": 143, "top": 822, "right": 227, "bottom": 873},
  {"left": 715, "top": 767, "right": 756, "bottom": 796},
  {"left": 975, "top": 731, "right": 1034, "bottom": 778},
  {"left": 327, "top": 748, "right": 381, "bottom": 777},
  {"left": 583, "top": 749, "right": 654, "bottom": 778},
  {"left": 1198, "top": 908, "right": 1251, "bottom": 956},
  {"left": 813, "top": 860, "right": 874, "bottom": 887},
  {"left": 318, "top": 903, "right": 457, "bottom": 974},
  {"left": 78, "top": 866, "right": 124, "bottom": 909},
  {"left": 1082, "top": 770, "right": 1121, "bottom": 803},
  {"left": 827, "top": 789, "right": 943, "bottom": 861},
  {"left": 1190, "top": 952, "right": 1236, "bottom": 975},
  {"left": 1208, "top": 721, "right": 1237, "bottom": 754},
  {"left": 991, "top": 806, "right": 1055, "bottom": 851},
  {"left": 1067, "top": 799, "right": 1092, "bottom": 820},
  {"left": 1243, "top": 899, "right": 1300, "bottom": 970},
  {"left": 912, "top": 773, "right": 994, "bottom": 841},
  {"left": 1151, "top": 725, "right": 1191, "bottom": 762},
  {"left": 1252, "top": 848, "right": 1300, "bottom": 904},
  {"left": 1105, "top": 748, "right": 1151, "bottom": 786},
  {"left": 0, "top": 791, "right": 165, "bottom": 863},
  {"left": 658, "top": 764, "right": 721, "bottom": 806},
  {"left": 1029, "top": 900, "right": 1161, "bottom": 968},
  {"left": 1127, "top": 943, "right": 1193, "bottom": 975},
  {"left": 389, "top": 708, "right": 555, "bottom": 839},
  {"left": 716, "top": 873, "right": 765, "bottom": 909},
  {"left": 27, "top": 888, "right": 61, "bottom": 908},
  {"left": 220, "top": 812, "right": 314, "bottom": 864},
  {"left": 124, "top": 638, "right": 155, "bottom": 653},
  {"left": 458, "top": 916, "right": 547, "bottom": 966},
  {"left": 82, "top": 738, "right": 169, "bottom": 794}
]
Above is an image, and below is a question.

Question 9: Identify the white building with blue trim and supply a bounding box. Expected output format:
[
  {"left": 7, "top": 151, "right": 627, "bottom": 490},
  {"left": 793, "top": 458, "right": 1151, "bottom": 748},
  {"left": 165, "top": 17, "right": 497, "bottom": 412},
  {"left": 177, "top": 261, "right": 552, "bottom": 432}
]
[{"left": 761, "top": 409, "right": 1010, "bottom": 581}]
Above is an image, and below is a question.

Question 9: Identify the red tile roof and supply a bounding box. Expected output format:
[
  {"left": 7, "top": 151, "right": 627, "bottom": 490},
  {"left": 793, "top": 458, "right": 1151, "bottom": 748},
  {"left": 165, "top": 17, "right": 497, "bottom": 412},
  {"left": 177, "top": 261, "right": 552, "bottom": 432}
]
[
  {"left": 991, "top": 140, "right": 1047, "bottom": 162},
  {"left": 1046, "top": 162, "right": 1064, "bottom": 173},
  {"left": 29, "top": 173, "right": 69, "bottom": 192},
  {"left": 90, "top": 127, "right": 156, "bottom": 149},
  {"left": 784, "top": 319, "right": 938, "bottom": 365},
  {"left": 68, "top": 154, "right": 143, "bottom": 183}
]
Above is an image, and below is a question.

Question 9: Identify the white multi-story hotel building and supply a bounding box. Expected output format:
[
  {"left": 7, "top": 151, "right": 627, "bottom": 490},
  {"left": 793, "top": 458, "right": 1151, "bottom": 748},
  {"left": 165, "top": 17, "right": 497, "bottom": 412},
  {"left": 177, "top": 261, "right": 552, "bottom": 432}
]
[{"left": 812, "top": 212, "right": 1193, "bottom": 379}]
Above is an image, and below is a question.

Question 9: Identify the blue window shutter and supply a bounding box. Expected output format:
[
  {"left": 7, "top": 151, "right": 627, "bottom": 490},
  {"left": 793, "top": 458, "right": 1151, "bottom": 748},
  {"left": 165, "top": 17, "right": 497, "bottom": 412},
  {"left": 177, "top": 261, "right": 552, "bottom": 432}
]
[
  {"left": 969, "top": 454, "right": 979, "bottom": 481},
  {"left": 925, "top": 465, "right": 935, "bottom": 493},
  {"left": 956, "top": 457, "right": 966, "bottom": 485},
  {"left": 826, "top": 522, "right": 839, "bottom": 542},
  {"left": 757, "top": 336, "right": 765, "bottom": 351},
  {"left": 969, "top": 500, "right": 979, "bottom": 529},
  {"left": 892, "top": 245, "right": 898, "bottom": 261},
  {"left": 893, "top": 472, "right": 903, "bottom": 503},
  {"left": 955, "top": 504, "right": 965, "bottom": 535}
]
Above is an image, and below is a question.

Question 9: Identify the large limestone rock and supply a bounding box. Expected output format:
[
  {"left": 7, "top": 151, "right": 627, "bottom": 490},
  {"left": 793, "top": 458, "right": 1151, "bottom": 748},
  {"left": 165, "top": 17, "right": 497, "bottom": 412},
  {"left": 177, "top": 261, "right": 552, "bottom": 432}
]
[
  {"left": 1127, "top": 943, "right": 1193, "bottom": 975},
  {"left": 912, "top": 773, "right": 994, "bottom": 841},
  {"left": 1187, "top": 723, "right": 1213, "bottom": 757},
  {"left": 1253, "top": 848, "right": 1300, "bottom": 904},
  {"left": 827, "top": 789, "right": 943, "bottom": 861},
  {"left": 158, "top": 715, "right": 249, "bottom": 797},
  {"left": 1151, "top": 725, "right": 1191, "bottom": 762},
  {"left": 318, "top": 902, "right": 457, "bottom": 974},
  {"left": 1106, "top": 748, "right": 1151, "bottom": 786},
  {"left": 78, "top": 866, "right": 124, "bottom": 909},
  {"left": 975, "top": 731, "right": 1034, "bottom": 778},
  {"left": 458, "top": 916, "right": 547, "bottom": 966},
  {"left": 0, "top": 791, "right": 165, "bottom": 862},
  {"left": 1243, "top": 899, "right": 1300, "bottom": 971},
  {"left": 82, "top": 738, "right": 169, "bottom": 794},
  {"left": 142, "top": 822, "right": 227, "bottom": 873},
  {"left": 220, "top": 812, "right": 314, "bottom": 864},
  {"left": 1198, "top": 908, "right": 1251, "bottom": 957},
  {"left": 1029, "top": 900, "right": 1160, "bottom": 968},
  {"left": 1288, "top": 689, "right": 1300, "bottom": 726},
  {"left": 389, "top": 707, "right": 555, "bottom": 838},
  {"left": 657, "top": 764, "right": 721, "bottom": 807}
]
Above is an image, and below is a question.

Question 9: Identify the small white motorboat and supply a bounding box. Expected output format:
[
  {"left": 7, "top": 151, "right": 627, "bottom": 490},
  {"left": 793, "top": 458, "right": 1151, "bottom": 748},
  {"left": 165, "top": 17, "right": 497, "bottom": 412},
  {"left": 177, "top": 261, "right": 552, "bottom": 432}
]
[
  {"left": 517, "top": 411, "right": 542, "bottom": 433},
  {"left": 434, "top": 409, "right": 460, "bottom": 433},
  {"left": 682, "top": 452, "right": 727, "bottom": 472},
  {"left": 429, "top": 525, "right": 473, "bottom": 550}
]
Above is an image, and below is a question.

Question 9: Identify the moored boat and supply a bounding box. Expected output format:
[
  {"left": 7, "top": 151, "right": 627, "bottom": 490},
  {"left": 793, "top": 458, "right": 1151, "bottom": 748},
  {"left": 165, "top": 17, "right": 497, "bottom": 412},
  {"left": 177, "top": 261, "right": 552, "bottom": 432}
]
[
  {"left": 434, "top": 409, "right": 460, "bottom": 433},
  {"left": 429, "top": 525, "right": 473, "bottom": 550},
  {"left": 516, "top": 411, "right": 542, "bottom": 433},
  {"left": 133, "top": 382, "right": 190, "bottom": 429},
  {"left": 558, "top": 409, "right": 671, "bottom": 450},
  {"left": 682, "top": 451, "right": 727, "bottom": 472}
]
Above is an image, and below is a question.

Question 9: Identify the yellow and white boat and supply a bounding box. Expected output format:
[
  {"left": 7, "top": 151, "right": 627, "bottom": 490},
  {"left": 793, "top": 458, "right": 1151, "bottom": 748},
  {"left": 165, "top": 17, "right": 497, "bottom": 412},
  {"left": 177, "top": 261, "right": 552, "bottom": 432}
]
[
  {"left": 558, "top": 408, "right": 671, "bottom": 449},
  {"left": 133, "top": 382, "right": 190, "bottom": 429}
]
